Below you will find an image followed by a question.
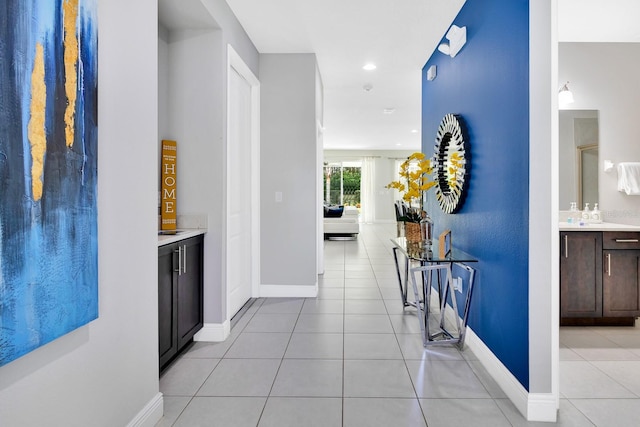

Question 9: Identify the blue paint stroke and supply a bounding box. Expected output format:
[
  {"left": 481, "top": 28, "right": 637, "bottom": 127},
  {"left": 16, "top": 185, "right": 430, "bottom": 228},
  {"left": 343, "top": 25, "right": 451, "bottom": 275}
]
[{"left": 0, "top": 0, "right": 98, "bottom": 367}]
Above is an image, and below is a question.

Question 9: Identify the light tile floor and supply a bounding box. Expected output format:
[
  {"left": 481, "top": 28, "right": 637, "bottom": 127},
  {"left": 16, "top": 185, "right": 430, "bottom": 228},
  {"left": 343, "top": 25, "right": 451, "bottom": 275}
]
[{"left": 158, "top": 223, "right": 640, "bottom": 427}]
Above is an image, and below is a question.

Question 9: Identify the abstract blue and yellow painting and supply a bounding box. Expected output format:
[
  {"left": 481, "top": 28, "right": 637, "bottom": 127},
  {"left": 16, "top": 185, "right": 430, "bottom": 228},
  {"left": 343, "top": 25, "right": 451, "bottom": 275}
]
[{"left": 0, "top": 0, "right": 98, "bottom": 367}]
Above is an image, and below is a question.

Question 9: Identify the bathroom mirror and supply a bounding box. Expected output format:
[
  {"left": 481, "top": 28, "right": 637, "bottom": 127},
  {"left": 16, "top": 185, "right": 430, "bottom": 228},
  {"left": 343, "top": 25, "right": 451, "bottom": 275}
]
[{"left": 558, "top": 110, "right": 599, "bottom": 210}]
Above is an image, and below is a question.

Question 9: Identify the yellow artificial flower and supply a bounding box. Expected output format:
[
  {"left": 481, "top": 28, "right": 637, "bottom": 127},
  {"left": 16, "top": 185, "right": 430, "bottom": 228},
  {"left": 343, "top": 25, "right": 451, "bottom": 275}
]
[{"left": 385, "top": 152, "right": 436, "bottom": 205}]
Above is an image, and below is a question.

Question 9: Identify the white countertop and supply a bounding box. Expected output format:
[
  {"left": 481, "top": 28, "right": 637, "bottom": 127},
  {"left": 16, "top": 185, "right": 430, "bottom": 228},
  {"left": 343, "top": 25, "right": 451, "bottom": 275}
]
[
  {"left": 158, "top": 229, "right": 206, "bottom": 246},
  {"left": 559, "top": 222, "right": 640, "bottom": 232}
]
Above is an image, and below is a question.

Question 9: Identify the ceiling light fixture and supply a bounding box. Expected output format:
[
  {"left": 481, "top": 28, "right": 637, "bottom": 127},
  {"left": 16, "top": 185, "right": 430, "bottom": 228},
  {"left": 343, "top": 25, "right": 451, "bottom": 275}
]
[
  {"left": 558, "top": 81, "right": 574, "bottom": 106},
  {"left": 362, "top": 63, "right": 377, "bottom": 71},
  {"left": 383, "top": 108, "right": 396, "bottom": 115},
  {"left": 437, "top": 24, "right": 466, "bottom": 58}
]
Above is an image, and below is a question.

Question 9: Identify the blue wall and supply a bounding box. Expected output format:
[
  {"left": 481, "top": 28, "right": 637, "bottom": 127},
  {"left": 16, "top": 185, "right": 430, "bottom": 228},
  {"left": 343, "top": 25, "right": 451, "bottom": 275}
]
[{"left": 422, "top": 0, "right": 530, "bottom": 388}]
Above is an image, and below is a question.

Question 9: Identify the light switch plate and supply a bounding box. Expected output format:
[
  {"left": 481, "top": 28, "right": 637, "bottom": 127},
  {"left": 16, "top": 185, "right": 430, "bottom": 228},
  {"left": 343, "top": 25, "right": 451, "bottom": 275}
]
[
  {"left": 427, "top": 65, "right": 437, "bottom": 81},
  {"left": 453, "top": 277, "right": 463, "bottom": 293}
]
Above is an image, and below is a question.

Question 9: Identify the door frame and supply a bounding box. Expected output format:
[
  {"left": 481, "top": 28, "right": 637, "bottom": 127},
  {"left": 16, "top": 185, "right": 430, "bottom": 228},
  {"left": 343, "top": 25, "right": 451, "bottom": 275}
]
[{"left": 225, "top": 44, "right": 260, "bottom": 321}]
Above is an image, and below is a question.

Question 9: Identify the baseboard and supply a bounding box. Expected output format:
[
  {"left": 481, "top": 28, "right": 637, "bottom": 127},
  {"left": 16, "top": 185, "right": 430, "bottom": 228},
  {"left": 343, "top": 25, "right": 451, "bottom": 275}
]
[
  {"left": 439, "top": 302, "right": 558, "bottom": 422},
  {"left": 194, "top": 321, "right": 230, "bottom": 342},
  {"left": 465, "top": 328, "right": 558, "bottom": 422},
  {"left": 126, "top": 392, "right": 163, "bottom": 427},
  {"left": 259, "top": 283, "right": 318, "bottom": 298},
  {"left": 527, "top": 391, "right": 559, "bottom": 422}
]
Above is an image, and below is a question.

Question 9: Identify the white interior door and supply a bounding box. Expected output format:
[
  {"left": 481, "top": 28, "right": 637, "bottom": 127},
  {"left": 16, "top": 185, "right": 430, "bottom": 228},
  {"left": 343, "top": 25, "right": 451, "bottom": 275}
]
[{"left": 227, "top": 63, "right": 253, "bottom": 318}]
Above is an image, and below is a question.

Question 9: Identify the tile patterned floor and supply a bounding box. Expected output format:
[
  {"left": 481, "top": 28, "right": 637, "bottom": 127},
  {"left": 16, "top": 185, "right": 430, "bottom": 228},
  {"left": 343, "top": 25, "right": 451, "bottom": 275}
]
[{"left": 157, "top": 223, "right": 640, "bottom": 426}]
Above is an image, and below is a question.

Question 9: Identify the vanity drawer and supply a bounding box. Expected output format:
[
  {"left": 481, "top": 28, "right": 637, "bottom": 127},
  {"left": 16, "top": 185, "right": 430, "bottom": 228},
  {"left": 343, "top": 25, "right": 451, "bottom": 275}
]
[{"left": 603, "top": 232, "right": 640, "bottom": 250}]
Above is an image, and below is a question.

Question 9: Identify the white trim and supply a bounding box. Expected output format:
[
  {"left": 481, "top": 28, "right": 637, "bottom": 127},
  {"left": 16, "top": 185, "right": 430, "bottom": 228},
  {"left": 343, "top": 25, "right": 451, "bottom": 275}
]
[
  {"left": 194, "top": 321, "right": 231, "bottom": 342},
  {"left": 225, "top": 44, "right": 261, "bottom": 321},
  {"left": 438, "top": 300, "right": 558, "bottom": 422},
  {"left": 528, "top": 393, "right": 560, "bottom": 422},
  {"left": 528, "top": 0, "right": 560, "bottom": 418},
  {"left": 126, "top": 392, "right": 163, "bottom": 427},
  {"left": 317, "top": 119, "right": 324, "bottom": 275},
  {"left": 465, "top": 328, "right": 528, "bottom": 414},
  {"left": 465, "top": 328, "right": 557, "bottom": 422},
  {"left": 259, "top": 284, "right": 319, "bottom": 298}
]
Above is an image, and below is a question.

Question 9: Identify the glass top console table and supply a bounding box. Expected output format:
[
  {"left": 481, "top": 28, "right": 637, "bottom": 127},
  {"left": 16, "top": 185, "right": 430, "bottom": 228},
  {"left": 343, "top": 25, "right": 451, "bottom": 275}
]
[{"left": 391, "top": 237, "right": 478, "bottom": 349}]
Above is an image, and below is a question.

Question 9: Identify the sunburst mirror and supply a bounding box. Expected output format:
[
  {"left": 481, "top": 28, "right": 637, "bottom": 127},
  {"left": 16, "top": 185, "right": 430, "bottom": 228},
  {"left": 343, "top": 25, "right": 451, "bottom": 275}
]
[{"left": 433, "top": 114, "right": 468, "bottom": 214}]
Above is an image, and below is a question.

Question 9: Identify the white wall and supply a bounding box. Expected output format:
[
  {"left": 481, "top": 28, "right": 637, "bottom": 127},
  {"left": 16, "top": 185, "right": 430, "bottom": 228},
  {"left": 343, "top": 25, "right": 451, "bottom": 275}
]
[
  {"left": 324, "top": 149, "right": 414, "bottom": 222},
  {"left": 161, "top": 28, "right": 226, "bottom": 326},
  {"left": 529, "top": 0, "right": 557, "bottom": 404},
  {"left": 201, "top": 0, "right": 259, "bottom": 76},
  {"left": 158, "top": 25, "right": 171, "bottom": 166},
  {"left": 316, "top": 66, "right": 325, "bottom": 275},
  {"left": 559, "top": 42, "right": 640, "bottom": 225},
  {"left": 0, "top": 0, "right": 162, "bottom": 425},
  {"left": 158, "top": 0, "right": 259, "bottom": 326},
  {"left": 260, "top": 54, "right": 319, "bottom": 294}
]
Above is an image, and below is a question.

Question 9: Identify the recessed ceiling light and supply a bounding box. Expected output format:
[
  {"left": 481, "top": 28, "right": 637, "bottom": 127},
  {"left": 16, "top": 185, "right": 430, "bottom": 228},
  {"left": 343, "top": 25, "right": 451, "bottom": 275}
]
[
  {"left": 411, "top": 129, "right": 418, "bottom": 133},
  {"left": 362, "top": 63, "right": 377, "bottom": 71},
  {"left": 383, "top": 108, "right": 395, "bottom": 114}
]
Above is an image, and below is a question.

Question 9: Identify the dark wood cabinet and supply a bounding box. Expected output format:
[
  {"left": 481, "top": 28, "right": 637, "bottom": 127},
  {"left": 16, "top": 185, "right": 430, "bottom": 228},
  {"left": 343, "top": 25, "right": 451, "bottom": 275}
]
[
  {"left": 561, "top": 231, "right": 640, "bottom": 325},
  {"left": 560, "top": 232, "right": 602, "bottom": 318},
  {"left": 158, "top": 243, "right": 178, "bottom": 369},
  {"left": 158, "top": 235, "right": 204, "bottom": 371},
  {"left": 602, "top": 232, "right": 640, "bottom": 318}
]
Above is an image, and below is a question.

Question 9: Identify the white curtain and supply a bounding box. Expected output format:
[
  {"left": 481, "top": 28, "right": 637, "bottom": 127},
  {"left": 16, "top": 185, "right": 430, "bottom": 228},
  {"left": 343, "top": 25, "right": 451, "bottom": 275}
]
[
  {"left": 361, "top": 156, "right": 376, "bottom": 223},
  {"left": 393, "top": 159, "right": 404, "bottom": 203}
]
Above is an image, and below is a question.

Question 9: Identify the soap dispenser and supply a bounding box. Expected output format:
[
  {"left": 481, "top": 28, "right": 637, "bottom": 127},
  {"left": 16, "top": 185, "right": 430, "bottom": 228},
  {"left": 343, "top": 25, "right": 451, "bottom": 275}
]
[
  {"left": 568, "top": 202, "right": 579, "bottom": 224},
  {"left": 581, "top": 203, "right": 590, "bottom": 223},
  {"left": 591, "top": 203, "right": 602, "bottom": 223}
]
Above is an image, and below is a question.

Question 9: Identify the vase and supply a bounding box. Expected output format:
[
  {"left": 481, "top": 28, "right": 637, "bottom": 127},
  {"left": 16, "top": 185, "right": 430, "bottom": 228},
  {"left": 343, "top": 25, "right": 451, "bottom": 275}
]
[
  {"left": 403, "top": 211, "right": 433, "bottom": 247},
  {"left": 405, "top": 222, "right": 422, "bottom": 243},
  {"left": 420, "top": 211, "right": 434, "bottom": 247}
]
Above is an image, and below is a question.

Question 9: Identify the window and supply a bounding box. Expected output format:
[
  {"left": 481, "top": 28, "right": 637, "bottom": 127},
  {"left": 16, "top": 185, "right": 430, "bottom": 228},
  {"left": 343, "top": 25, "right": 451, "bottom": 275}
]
[{"left": 323, "top": 162, "right": 361, "bottom": 206}]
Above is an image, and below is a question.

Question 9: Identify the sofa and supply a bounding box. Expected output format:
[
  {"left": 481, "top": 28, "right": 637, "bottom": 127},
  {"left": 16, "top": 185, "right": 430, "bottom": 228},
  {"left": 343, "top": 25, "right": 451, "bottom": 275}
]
[{"left": 323, "top": 205, "right": 360, "bottom": 237}]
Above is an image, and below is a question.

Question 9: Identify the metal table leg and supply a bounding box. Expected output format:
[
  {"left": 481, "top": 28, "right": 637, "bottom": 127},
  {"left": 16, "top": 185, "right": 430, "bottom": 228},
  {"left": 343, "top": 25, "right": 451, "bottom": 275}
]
[
  {"left": 392, "top": 246, "right": 410, "bottom": 307},
  {"left": 410, "top": 262, "right": 476, "bottom": 349}
]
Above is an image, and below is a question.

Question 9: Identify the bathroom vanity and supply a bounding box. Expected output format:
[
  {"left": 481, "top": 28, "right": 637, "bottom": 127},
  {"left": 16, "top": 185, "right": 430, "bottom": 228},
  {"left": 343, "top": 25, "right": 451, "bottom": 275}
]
[{"left": 560, "top": 223, "right": 640, "bottom": 326}]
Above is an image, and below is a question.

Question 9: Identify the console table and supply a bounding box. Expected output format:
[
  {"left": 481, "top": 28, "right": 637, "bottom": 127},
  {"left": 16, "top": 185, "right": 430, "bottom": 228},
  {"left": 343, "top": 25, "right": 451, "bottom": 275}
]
[{"left": 391, "top": 237, "right": 477, "bottom": 348}]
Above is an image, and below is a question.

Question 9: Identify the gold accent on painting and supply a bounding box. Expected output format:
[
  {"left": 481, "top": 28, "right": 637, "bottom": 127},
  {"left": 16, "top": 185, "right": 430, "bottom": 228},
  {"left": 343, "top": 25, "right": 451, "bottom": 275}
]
[
  {"left": 28, "top": 43, "right": 47, "bottom": 202},
  {"left": 63, "top": 0, "right": 79, "bottom": 147}
]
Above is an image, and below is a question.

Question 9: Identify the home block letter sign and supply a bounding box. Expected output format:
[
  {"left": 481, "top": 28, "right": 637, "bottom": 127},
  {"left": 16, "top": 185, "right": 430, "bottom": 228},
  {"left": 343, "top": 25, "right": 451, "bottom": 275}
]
[{"left": 161, "top": 140, "right": 177, "bottom": 230}]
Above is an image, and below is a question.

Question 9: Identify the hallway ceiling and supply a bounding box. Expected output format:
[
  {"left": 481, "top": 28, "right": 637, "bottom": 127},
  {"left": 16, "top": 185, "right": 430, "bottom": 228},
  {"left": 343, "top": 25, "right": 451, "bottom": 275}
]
[
  {"left": 225, "top": 0, "right": 466, "bottom": 151},
  {"left": 558, "top": 0, "right": 640, "bottom": 43},
  {"left": 171, "top": 1, "right": 638, "bottom": 151}
]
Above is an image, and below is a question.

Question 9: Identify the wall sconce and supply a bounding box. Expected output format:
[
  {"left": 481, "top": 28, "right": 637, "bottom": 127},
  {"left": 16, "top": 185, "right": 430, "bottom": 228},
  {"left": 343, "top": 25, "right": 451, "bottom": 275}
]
[
  {"left": 437, "top": 24, "right": 466, "bottom": 58},
  {"left": 558, "top": 81, "right": 574, "bottom": 105}
]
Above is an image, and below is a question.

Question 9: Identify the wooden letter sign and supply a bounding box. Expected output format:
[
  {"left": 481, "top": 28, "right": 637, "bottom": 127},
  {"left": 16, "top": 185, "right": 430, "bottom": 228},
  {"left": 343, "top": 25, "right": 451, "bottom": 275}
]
[{"left": 161, "top": 140, "right": 177, "bottom": 230}]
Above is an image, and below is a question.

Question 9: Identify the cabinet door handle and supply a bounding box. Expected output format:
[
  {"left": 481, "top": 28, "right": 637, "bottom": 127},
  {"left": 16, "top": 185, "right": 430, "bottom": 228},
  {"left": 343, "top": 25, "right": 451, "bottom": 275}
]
[
  {"left": 183, "top": 245, "right": 187, "bottom": 274},
  {"left": 174, "top": 246, "right": 182, "bottom": 275},
  {"left": 564, "top": 235, "right": 568, "bottom": 258},
  {"left": 606, "top": 253, "right": 611, "bottom": 277},
  {"left": 615, "top": 239, "right": 639, "bottom": 243}
]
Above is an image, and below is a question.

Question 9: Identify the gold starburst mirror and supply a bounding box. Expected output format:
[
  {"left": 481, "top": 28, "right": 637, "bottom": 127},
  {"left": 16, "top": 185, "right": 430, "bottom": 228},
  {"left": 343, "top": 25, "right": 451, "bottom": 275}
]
[{"left": 433, "top": 114, "right": 468, "bottom": 214}]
